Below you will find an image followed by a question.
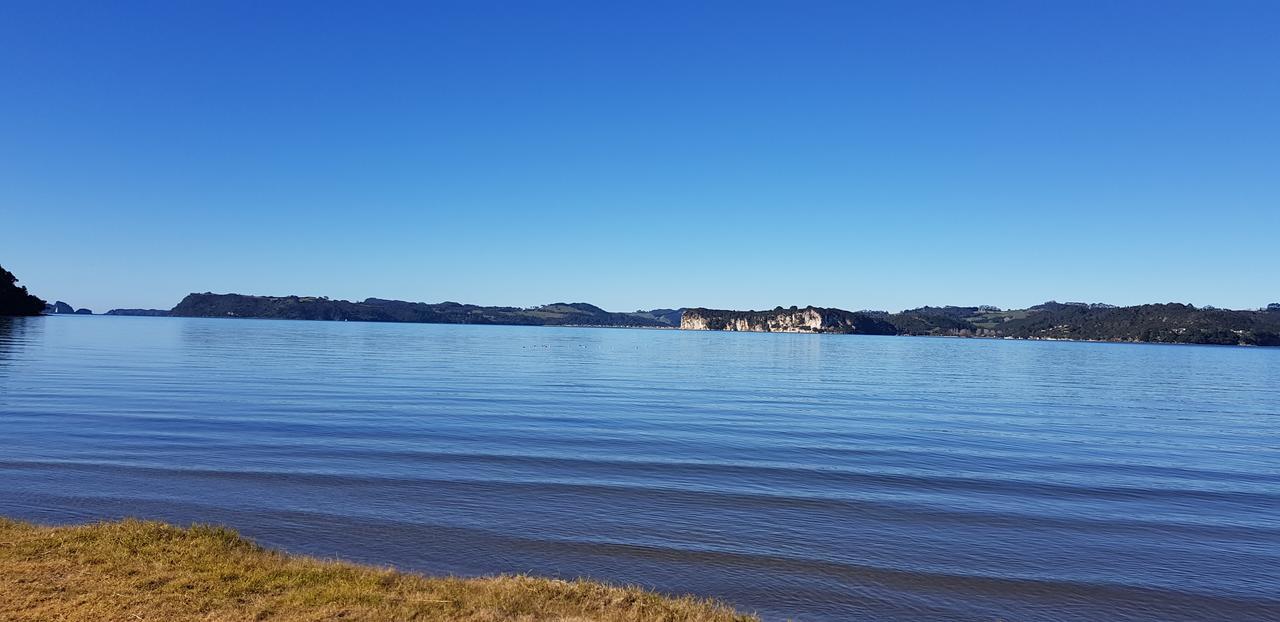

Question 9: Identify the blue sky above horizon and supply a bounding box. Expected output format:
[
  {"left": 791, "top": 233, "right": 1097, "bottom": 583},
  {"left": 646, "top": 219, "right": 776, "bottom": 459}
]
[{"left": 3, "top": 1, "right": 1277, "bottom": 313}]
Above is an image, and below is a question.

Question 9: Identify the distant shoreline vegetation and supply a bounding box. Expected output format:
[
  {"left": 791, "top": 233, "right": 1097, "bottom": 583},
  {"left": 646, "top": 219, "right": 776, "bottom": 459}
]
[
  {"left": 139, "top": 293, "right": 683, "bottom": 328},
  {"left": 94, "top": 292, "right": 1280, "bottom": 347},
  {"left": 683, "top": 302, "right": 1280, "bottom": 347}
]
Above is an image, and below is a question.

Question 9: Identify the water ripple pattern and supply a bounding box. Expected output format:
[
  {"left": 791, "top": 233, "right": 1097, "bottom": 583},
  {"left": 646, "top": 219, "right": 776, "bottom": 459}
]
[{"left": 1, "top": 316, "right": 1277, "bottom": 621}]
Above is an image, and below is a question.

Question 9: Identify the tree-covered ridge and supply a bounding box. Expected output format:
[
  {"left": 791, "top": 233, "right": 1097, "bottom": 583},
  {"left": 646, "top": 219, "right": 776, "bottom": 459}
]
[
  {"left": 986, "top": 301, "right": 1280, "bottom": 346},
  {"left": 685, "top": 302, "right": 1280, "bottom": 346},
  {"left": 169, "top": 293, "right": 681, "bottom": 328},
  {"left": 82, "top": 290, "right": 1280, "bottom": 346},
  {"left": 0, "top": 265, "right": 45, "bottom": 316}
]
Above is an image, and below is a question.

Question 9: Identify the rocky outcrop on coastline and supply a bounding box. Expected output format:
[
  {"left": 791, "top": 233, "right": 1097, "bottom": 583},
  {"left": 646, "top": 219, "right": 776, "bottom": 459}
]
[
  {"left": 681, "top": 306, "right": 897, "bottom": 335},
  {"left": 41, "top": 301, "right": 92, "bottom": 314},
  {"left": 683, "top": 302, "right": 1280, "bottom": 346},
  {"left": 45, "top": 301, "right": 75, "bottom": 314}
]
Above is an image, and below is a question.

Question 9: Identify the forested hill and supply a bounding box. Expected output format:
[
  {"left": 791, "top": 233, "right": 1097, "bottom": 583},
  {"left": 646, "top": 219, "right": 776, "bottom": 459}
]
[
  {"left": 168, "top": 293, "right": 680, "bottom": 328},
  {"left": 976, "top": 302, "right": 1280, "bottom": 346},
  {"left": 0, "top": 265, "right": 45, "bottom": 316},
  {"left": 687, "top": 302, "right": 1280, "bottom": 346}
]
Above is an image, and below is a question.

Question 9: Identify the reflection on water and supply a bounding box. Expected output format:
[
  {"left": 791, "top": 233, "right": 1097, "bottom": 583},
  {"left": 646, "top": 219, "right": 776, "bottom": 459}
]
[
  {"left": 0, "top": 316, "right": 37, "bottom": 363},
  {"left": 1, "top": 315, "right": 1278, "bottom": 621}
]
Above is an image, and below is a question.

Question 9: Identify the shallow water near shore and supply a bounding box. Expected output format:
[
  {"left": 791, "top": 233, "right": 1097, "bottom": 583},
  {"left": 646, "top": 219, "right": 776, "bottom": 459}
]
[{"left": 2, "top": 315, "right": 1277, "bottom": 621}]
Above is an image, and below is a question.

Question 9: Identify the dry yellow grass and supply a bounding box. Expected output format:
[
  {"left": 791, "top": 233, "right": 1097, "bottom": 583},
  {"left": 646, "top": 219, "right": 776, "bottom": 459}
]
[{"left": 0, "top": 517, "right": 757, "bottom": 622}]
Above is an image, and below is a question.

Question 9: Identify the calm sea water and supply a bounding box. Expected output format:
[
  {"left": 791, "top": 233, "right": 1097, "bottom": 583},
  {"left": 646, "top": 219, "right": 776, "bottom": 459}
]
[{"left": 1, "top": 316, "right": 1277, "bottom": 621}]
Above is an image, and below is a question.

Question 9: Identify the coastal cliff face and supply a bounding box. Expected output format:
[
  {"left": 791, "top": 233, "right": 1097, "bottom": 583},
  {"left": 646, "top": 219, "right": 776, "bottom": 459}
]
[
  {"left": 681, "top": 307, "right": 896, "bottom": 335},
  {"left": 684, "top": 302, "right": 1280, "bottom": 346}
]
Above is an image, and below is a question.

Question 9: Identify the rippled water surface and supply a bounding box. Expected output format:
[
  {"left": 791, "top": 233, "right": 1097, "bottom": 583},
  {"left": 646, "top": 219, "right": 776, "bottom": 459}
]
[{"left": 2, "top": 316, "right": 1277, "bottom": 620}]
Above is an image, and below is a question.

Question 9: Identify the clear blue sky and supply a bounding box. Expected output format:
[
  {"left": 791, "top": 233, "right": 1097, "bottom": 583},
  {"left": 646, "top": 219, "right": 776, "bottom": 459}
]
[{"left": 3, "top": 1, "right": 1277, "bottom": 313}]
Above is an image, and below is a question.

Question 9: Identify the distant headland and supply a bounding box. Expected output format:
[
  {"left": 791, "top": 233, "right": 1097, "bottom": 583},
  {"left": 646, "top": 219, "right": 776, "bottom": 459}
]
[
  {"left": 101, "top": 292, "right": 1280, "bottom": 347},
  {"left": 682, "top": 303, "right": 1280, "bottom": 346},
  {"left": 1, "top": 264, "right": 96, "bottom": 316},
  {"left": 5, "top": 261, "right": 1279, "bottom": 346},
  {"left": 0, "top": 265, "right": 45, "bottom": 316},
  {"left": 122, "top": 292, "right": 683, "bottom": 328}
]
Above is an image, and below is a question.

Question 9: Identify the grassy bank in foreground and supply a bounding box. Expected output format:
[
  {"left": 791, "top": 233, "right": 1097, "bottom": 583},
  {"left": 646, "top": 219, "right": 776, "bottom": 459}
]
[{"left": 0, "top": 518, "right": 756, "bottom": 622}]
